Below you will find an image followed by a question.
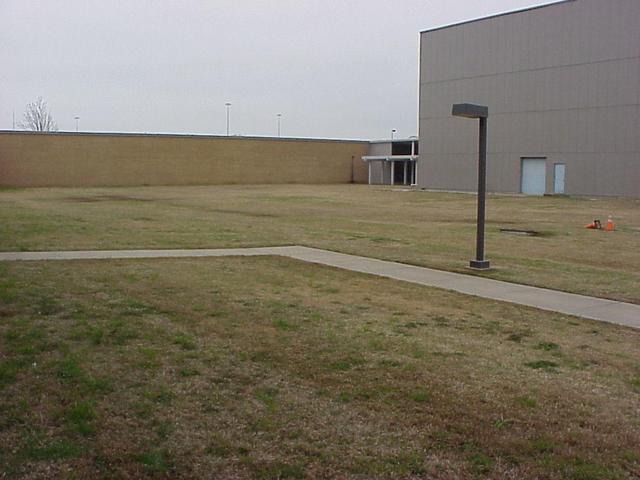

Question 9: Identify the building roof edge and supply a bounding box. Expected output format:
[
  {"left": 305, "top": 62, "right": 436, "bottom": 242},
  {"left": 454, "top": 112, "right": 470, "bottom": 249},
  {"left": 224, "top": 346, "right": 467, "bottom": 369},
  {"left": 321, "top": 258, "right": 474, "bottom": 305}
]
[
  {"left": 0, "top": 130, "right": 370, "bottom": 144},
  {"left": 420, "top": 0, "right": 576, "bottom": 35}
]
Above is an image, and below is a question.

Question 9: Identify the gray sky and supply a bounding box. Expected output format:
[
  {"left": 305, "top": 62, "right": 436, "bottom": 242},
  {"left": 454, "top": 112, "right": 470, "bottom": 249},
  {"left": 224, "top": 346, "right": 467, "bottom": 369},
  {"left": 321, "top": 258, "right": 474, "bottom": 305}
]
[{"left": 1, "top": 0, "right": 557, "bottom": 139}]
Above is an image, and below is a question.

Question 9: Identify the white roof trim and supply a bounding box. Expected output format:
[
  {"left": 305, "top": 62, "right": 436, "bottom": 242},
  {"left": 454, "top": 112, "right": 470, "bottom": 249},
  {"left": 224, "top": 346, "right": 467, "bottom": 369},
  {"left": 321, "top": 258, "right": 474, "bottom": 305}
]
[
  {"left": 369, "top": 138, "right": 418, "bottom": 144},
  {"left": 362, "top": 155, "right": 418, "bottom": 162}
]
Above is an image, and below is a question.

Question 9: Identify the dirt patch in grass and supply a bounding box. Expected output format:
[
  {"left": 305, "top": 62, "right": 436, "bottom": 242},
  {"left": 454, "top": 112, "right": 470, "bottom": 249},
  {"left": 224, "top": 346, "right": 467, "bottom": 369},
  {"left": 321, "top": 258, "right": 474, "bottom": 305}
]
[
  {"left": 0, "top": 257, "right": 638, "bottom": 478},
  {"left": 208, "top": 208, "right": 280, "bottom": 218},
  {"left": 64, "top": 194, "right": 156, "bottom": 202}
]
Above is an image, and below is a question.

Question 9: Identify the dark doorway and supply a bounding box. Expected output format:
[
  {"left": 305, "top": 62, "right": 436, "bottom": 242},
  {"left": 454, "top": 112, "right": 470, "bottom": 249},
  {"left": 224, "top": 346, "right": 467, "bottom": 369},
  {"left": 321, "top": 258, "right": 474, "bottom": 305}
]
[{"left": 393, "top": 161, "right": 409, "bottom": 185}]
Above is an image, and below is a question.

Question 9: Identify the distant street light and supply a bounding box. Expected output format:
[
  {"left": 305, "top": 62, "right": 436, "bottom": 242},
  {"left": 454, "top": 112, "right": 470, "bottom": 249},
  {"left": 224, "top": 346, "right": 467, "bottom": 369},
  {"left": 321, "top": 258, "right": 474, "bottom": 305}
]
[
  {"left": 277, "top": 113, "right": 282, "bottom": 137},
  {"left": 391, "top": 129, "right": 397, "bottom": 140},
  {"left": 452, "top": 103, "right": 490, "bottom": 270},
  {"left": 74, "top": 116, "right": 79, "bottom": 133},
  {"left": 225, "top": 102, "right": 232, "bottom": 136}
]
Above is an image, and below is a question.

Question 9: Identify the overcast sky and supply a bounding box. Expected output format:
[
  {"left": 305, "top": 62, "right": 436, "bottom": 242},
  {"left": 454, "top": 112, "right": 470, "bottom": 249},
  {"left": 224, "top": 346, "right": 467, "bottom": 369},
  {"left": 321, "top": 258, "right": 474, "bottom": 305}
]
[{"left": 1, "top": 1, "right": 558, "bottom": 139}]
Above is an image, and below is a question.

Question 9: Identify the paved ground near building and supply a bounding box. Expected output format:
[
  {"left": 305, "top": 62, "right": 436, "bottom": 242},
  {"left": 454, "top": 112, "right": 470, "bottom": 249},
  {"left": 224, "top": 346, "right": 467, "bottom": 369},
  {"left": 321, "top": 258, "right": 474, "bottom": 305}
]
[{"left": 2, "top": 246, "right": 638, "bottom": 329}]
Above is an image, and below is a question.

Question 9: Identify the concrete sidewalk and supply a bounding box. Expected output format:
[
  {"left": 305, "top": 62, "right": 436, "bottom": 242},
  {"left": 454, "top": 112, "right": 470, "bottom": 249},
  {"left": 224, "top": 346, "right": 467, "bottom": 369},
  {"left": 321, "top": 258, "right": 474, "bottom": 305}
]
[{"left": 1, "top": 246, "right": 638, "bottom": 329}]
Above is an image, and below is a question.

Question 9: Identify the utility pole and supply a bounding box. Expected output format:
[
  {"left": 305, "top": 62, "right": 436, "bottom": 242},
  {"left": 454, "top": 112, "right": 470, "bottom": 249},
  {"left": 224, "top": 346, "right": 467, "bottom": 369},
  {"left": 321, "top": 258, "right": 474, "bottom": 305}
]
[
  {"left": 225, "top": 102, "right": 231, "bottom": 136},
  {"left": 277, "top": 113, "right": 282, "bottom": 137}
]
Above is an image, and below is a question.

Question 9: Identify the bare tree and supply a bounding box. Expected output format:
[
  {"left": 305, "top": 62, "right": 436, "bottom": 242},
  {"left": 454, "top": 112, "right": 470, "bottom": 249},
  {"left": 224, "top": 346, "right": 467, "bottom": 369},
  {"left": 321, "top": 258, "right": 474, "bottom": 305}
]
[{"left": 19, "top": 97, "right": 58, "bottom": 132}]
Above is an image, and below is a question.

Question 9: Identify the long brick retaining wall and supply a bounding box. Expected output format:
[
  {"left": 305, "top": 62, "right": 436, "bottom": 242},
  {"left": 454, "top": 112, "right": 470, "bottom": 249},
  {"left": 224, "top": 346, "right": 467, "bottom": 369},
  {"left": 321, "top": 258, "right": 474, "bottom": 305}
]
[{"left": 0, "top": 131, "right": 369, "bottom": 187}]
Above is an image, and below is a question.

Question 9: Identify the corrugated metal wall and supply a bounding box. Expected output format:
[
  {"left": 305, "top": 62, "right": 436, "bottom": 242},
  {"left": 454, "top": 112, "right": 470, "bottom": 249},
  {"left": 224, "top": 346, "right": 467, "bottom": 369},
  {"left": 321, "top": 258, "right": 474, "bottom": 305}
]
[{"left": 419, "top": 0, "right": 640, "bottom": 197}]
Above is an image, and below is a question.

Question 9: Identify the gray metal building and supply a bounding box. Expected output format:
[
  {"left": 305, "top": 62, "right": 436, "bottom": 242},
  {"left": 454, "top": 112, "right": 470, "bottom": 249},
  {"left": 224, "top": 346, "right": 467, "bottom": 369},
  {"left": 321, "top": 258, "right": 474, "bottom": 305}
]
[{"left": 418, "top": 0, "right": 640, "bottom": 197}]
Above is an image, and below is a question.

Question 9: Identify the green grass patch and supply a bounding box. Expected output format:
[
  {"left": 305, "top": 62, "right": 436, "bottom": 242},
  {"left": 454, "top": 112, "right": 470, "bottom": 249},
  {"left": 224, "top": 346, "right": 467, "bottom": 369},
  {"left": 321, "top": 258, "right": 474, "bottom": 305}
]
[
  {"left": 173, "top": 333, "right": 196, "bottom": 350},
  {"left": 621, "top": 450, "right": 640, "bottom": 463},
  {"left": 468, "top": 452, "right": 493, "bottom": 474},
  {"left": 507, "top": 331, "right": 530, "bottom": 342},
  {"left": 330, "top": 355, "right": 366, "bottom": 371},
  {"left": 135, "top": 449, "right": 172, "bottom": 473},
  {"left": 107, "top": 318, "right": 139, "bottom": 345},
  {"left": 535, "top": 342, "right": 560, "bottom": 351},
  {"left": 0, "top": 274, "right": 18, "bottom": 303},
  {"left": 63, "top": 401, "right": 97, "bottom": 436},
  {"left": 34, "top": 295, "right": 60, "bottom": 316},
  {"left": 561, "top": 457, "right": 623, "bottom": 480},
  {"left": 525, "top": 360, "right": 560, "bottom": 372},
  {"left": 0, "top": 359, "right": 23, "bottom": 389},
  {"left": 145, "top": 386, "right": 174, "bottom": 405},
  {"left": 137, "top": 347, "right": 161, "bottom": 369},
  {"left": 254, "top": 387, "right": 279, "bottom": 412},
  {"left": 206, "top": 434, "right": 236, "bottom": 457},
  {"left": 20, "top": 438, "right": 84, "bottom": 461},
  {"left": 55, "top": 354, "right": 85, "bottom": 382},
  {"left": 248, "top": 460, "right": 305, "bottom": 479},
  {"left": 121, "top": 298, "right": 157, "bottom": 316},
  {"left": 531, "top": 438, "right": 555, "bottom": 454},
  {"left": 409, "top": 389, "right": 429, "bottom": 403},
  {"left": 350, "top": 452, "right": 426, "bottom": 476},
  {"left": 88, "top": 326, "right": 105, "bottom": 345},
  {"left": 5, "top": 324, "right": 53, "bottom": 356},
  {"left": 516, "top": 396, "right": 537, "bottom": 408},
  {"left": 273, "top": 318, "right": 297, "bottom": 331}
]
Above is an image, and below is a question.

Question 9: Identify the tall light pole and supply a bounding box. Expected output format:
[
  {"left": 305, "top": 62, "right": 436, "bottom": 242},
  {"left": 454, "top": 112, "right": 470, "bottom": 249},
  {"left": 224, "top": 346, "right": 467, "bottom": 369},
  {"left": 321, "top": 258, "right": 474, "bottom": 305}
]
[
  {"left": 452, "top": 103, "right": 490, "bottom": 270},
  {"left": 74, "top": 116, "right": 79, "bottom": 132},
  {"left": 225, "top": 102, "right": 232, "bottom": 136},
  {"left": 277, "top": 113, "right": 282, "bottom": 137},
  {"left": 391, "top": 129, "right": 397, "bottom": 140}
]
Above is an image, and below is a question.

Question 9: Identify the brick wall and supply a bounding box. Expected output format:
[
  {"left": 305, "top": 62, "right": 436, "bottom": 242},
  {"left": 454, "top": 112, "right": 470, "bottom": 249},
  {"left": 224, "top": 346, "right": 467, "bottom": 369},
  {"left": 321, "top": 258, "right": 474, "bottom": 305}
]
[{"left": 0, "top": 132, "right": 370, "bottom": 187}]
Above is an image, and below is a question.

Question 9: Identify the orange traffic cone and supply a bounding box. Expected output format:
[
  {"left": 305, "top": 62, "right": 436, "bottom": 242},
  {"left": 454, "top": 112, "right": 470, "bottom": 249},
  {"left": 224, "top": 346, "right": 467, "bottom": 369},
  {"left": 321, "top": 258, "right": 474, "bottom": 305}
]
[{"left": 605, "top": 216, "right": 615, "bottom": 232}]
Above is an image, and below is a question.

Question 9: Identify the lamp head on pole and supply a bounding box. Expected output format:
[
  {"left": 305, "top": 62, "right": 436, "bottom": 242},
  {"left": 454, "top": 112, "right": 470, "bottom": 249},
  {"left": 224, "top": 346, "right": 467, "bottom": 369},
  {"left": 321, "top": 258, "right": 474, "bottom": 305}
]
[{"left": 452, "top": 103, "right": 488, "bottom": 119}]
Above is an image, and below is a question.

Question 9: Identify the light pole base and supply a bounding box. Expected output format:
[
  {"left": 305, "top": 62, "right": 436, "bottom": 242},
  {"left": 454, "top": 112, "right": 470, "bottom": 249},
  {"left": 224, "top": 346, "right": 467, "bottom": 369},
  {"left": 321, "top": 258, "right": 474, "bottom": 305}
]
[{"left": 469, "top": 260, "right": 491, "bottom": 270}]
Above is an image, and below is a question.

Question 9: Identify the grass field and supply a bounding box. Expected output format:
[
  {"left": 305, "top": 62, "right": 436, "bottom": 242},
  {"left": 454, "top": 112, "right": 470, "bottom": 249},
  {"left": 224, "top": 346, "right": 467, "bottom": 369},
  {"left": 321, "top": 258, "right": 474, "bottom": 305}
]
[
  {"left": 0, "top": 185, "right": 639, "bottom": 303},
  {"left": 1, "top": 257, "right": 639, "bottom": 479},
  {"left": 1, "top": 185, "right": 639, "bottom": 479}
]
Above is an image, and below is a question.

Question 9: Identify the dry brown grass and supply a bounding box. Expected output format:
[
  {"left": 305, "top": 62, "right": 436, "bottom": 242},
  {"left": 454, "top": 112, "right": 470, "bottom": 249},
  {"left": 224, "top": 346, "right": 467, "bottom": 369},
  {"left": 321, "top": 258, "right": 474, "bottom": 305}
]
[
  {"left": 0, "top": 185, "right": 638, "bottom": 303},
  {"left": 1, "top": 257, "right": 638, "bottom": 479}
]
